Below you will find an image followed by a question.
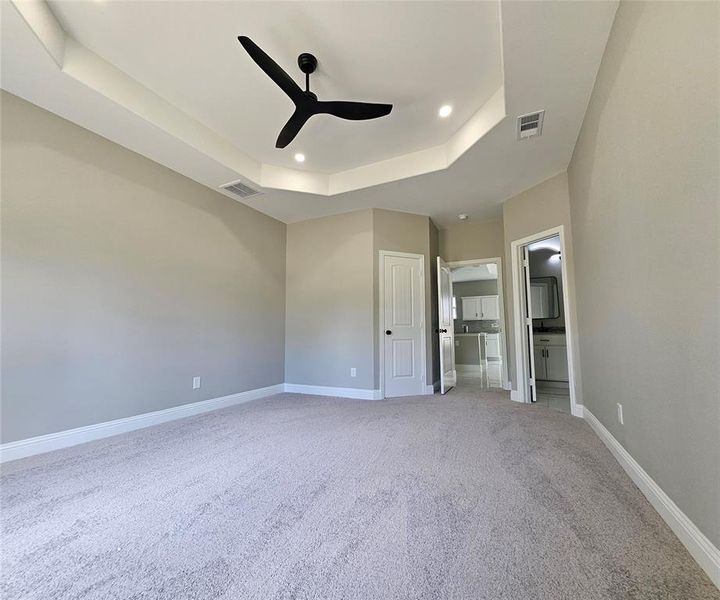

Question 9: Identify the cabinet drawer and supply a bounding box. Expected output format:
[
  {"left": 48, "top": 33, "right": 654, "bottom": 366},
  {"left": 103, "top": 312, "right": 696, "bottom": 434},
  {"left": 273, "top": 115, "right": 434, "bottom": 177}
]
[{"left": 533, "top": 334, "right": 566, "bottom": 346}]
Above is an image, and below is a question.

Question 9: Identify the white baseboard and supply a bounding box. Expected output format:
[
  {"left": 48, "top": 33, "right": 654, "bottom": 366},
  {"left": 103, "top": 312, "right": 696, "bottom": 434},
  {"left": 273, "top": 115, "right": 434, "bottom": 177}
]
[
  {"left": 0, "top": 383, "right": 285, "bottom": 463},
  {"left": 283, "top": 383, "right": 382, "bottom": 400},
  {"left": 503, "top": 381, "right": 512, "bottom": 391},
  {"left": 571, "top": 404, "right": 584, "bottom": 418},
  {"left": 510, "top": 389, "right": 524, "bottom": 403},
  {"left": 584, "top": 408, "right": 720, "bottom": 588}
]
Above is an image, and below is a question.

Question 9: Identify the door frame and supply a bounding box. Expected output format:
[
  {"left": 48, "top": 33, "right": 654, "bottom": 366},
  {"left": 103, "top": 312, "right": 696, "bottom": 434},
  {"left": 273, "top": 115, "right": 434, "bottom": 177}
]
[
  {"left": 446, "top": 257, "right": 509, "bottom": 390},
  {"left": 510, "top": 225, "right": 581, "bottom": 416},
  {"left": 378, "top": 250, "right": 427, "bottom": 399}
]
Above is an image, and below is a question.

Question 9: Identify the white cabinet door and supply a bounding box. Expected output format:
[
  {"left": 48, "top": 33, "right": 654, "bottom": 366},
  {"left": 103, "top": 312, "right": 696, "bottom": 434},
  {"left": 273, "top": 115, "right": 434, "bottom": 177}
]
[
  {"left": 485, "top": 334, "right": 500, "bottom": 359},
  {"left": 545, "top": 345, "right": 569, "bottom": 381},
  {"left": 533, "top": 346, "right": 547, "bottom": 380},
  {"left": 461, "top": 297, "right": 480, "bottom": 320},
  {"left": 480, "top": 296, "right": 499, "bottom": 320}
]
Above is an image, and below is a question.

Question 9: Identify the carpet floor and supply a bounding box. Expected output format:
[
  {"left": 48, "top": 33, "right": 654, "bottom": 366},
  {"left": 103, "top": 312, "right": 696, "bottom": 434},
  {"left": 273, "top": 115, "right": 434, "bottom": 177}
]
[{"left": 2, "top": 384, "right": 717, "bottom": 600}]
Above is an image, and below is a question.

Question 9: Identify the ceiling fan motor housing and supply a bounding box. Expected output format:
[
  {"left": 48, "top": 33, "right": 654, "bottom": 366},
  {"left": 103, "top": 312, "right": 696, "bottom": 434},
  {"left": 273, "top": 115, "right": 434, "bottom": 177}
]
[{"left": 298, "top": 53, "right": 317, "bottom": 75}]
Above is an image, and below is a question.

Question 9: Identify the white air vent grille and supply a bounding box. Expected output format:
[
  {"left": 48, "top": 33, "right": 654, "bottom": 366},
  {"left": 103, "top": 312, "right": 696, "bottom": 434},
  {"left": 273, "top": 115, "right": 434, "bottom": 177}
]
[
  {"left": 517, "top": 110, "right": 545, "bottom": 140},
  {"left": 220, "top": 180, "right": 261, "bottom": 199}
]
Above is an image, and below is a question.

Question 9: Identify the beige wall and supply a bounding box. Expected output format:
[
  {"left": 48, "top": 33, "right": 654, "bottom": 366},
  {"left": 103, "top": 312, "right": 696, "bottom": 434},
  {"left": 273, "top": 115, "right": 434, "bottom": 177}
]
[
  {"left": 286, "top": 208, "right": 437, "bottom": 392},
  {"left": 502, "top": 172, "right": 582, "bottom": 399},
  {"left": 567, "top": 1, "right": 720, "bottom": 546},
  {"left": 1, "top": 92, "right": 287, "bottom": 443},
  {"left": 285, "top": 210, "right": 375, "bottom": 390},
  {"left": 439, "top": 219, "right": 504, "bottom": 263}
]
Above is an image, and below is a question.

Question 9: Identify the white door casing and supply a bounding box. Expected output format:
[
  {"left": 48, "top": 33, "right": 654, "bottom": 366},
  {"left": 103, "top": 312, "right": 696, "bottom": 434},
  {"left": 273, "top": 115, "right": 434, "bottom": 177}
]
[
  {"left": 437, "top": 257, "right": 456, "bottom": 394},
  {"left": 381, "top": 252, "right": 425, "bottom": 398}
]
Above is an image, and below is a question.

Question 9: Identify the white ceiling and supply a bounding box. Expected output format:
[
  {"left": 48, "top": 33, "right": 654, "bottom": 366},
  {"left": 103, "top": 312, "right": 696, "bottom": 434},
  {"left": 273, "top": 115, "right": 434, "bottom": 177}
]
[
  {"left": 451, "top": 264, "right": 498, "bottom": 283},
  {"left": 50, "top": 0, "right": 503, "bottom": 175},
  {"left": 1, "top": 0, "right": 618, "bottom": 226}
]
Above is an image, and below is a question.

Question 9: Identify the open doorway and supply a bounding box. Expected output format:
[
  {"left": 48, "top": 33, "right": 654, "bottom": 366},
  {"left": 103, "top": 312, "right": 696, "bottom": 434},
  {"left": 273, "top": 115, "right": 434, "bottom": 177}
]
[
  {"left": 511, "top": 227, "right": 579, "bottom": 416},
  {"left": 436, "top": 257, "right": 508, "bottom": 393}
]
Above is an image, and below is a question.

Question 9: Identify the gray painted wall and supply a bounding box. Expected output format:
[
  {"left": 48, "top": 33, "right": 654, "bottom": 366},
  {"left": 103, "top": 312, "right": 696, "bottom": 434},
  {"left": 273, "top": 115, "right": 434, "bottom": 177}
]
[
  {"left": 285, "top": 210, "right": 375, "bottom": 390},
  {"left": 567, "top": 1, "right": 719, "bottom": 546},
  {"left": 502, "top": 172, "right": 583, "bottom": 401},
  {"left": 439, "top": 219, "right": 504, "bottom": 263},
  {"left": 1, "top": 92, "right": 287, "bottom": 443}
]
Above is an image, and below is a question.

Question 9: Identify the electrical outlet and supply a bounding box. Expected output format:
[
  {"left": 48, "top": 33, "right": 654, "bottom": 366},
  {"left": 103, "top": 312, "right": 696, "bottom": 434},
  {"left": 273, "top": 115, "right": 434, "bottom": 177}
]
[
  {"left": 350, "top": 368, "right": 357, "bottom": 377},
  {"left": 617, "top": 403, "right": 624, "bottom": 425},
  {"left": 193, "top": 376, "right": 201, "bottom": 390}
]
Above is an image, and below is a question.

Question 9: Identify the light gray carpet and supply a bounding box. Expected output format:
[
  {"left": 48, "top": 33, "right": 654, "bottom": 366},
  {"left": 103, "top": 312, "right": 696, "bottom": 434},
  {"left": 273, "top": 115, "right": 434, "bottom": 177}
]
[{"left": 2, "top": 384, "right": 717, "bottom": 600}]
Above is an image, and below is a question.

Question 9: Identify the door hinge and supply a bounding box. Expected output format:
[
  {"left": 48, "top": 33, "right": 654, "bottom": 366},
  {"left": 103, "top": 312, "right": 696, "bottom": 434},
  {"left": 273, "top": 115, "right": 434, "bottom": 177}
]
[
  {"left": 525, "top": 318, "right": 532, "bottom": 326},
  {"left": 523, "top": 259, "right": 529, "bottom": 267}
]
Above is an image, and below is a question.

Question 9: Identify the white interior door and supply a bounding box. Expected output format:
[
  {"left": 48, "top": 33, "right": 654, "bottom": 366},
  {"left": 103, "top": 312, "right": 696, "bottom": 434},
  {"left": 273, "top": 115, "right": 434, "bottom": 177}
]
[
  {"left": 437, "top": 257, "right": 456, "bottom": 394},
  {"left": 522, "top": 245, "right": 538, "bottom": 403},
  {"left": 383, "top": 253, "right": 425, "bottom": 397}
]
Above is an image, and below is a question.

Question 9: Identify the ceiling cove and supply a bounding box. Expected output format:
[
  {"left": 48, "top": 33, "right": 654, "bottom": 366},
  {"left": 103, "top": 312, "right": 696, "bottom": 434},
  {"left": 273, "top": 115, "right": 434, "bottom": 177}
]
[{"left": 8, "top": 0, "right": 506, "bottom": 196}]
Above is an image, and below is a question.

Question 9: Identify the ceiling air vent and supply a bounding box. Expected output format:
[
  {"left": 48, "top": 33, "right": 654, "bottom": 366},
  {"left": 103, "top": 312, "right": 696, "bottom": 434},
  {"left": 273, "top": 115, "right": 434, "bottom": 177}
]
[
  {"left": 517, "top": 110, "right": 545, "bottom": 140},
  {"left": 220, "top": 180, "right": 261, "bottom": 199}
]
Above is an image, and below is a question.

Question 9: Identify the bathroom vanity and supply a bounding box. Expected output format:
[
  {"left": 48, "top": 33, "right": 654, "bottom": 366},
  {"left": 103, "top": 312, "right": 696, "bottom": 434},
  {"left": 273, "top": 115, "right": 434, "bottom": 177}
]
[{"left": 533, "top": 333, "right": 568, "bottom": 381}]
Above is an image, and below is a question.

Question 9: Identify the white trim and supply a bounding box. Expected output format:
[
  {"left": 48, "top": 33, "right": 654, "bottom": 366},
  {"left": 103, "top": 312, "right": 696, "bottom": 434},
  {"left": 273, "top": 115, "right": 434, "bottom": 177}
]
[
  {"left": 510, "top": 225, "right": 580, "bottom": 417},
  {"left": 284, "top": 383, "right": 382, "bottom": 400},
  {"left": 378, "top": 250, "right": 428, "bottom": 399},
  {"left": 424, "top": 384, "right": 435, "bottom": 395},
  {"left": 0, "top": 384, "right": 285, "bottom": 463},
  {"left": 510, "top": 390, "right": 523, "bottom": 403},
  {"left": 584, "top": 408, "right": 720, "bottom": 588},
  {"left": 446, "top": 256, "right": 509, "bottom": 390}
]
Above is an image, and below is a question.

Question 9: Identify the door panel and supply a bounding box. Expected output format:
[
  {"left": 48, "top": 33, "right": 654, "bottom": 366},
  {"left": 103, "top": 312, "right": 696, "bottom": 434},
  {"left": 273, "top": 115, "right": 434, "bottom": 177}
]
[
  {"left": 392, "top": 339, "right": 414, "bottom": 378},
  {"left": 383, "top": 254, "right": 424, "bottom": 397},
  {"left": 437, "top": 257, "right": 456, "bottom": 394}
]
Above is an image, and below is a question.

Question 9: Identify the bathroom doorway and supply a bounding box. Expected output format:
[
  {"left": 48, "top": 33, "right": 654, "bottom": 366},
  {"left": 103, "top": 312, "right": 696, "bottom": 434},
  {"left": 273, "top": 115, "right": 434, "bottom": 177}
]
[{"left": 510, "top": 226, "right": 580, "bottom": 416}]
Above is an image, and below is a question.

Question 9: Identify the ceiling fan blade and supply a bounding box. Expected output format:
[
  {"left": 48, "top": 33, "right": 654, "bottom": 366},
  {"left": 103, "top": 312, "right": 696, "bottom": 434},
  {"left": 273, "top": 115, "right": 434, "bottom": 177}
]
[
  {"left": 276, "top": 108, "right": 312, "bottom": 148},
  {"left": 315, "top": 101, "right": 393, "bottom": 121},
  {"left": 238, "top": 36, "right": 303, "bottom": 103}
]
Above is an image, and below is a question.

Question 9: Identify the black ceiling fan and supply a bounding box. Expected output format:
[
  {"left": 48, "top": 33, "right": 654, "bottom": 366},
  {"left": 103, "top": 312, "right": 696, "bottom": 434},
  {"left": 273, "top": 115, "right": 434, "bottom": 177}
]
[{"left": 238, "top": 36, "right": 393, "bottom": 149}]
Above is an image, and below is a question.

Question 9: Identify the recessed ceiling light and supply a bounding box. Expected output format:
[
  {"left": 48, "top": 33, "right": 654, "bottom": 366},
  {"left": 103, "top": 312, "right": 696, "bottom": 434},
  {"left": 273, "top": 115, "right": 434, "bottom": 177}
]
[
  {"left": 458, "top": 213, "right": 468, "bottom": 221},
  {"left": 439, "top": 105, "right": 453, "bottom": 118},
  {"left": 294, "top": 153, "right": 305, "bottom": 163}
]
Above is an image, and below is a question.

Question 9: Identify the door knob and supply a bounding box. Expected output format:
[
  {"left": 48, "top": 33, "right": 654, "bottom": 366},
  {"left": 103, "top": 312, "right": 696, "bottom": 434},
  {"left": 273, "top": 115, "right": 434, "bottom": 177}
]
[
  {"left": 440, "top": 328, "right": 448, "bottom": 333},
  {"left": 385, "top": 330, "right": 392, "bottom": 335}
]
